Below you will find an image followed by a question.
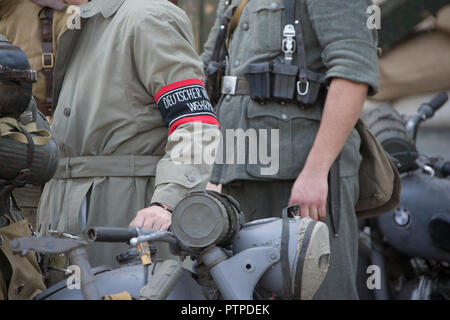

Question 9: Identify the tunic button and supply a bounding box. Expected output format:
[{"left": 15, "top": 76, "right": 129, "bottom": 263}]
[
  {"left": 63, "top": 107, "right": 71, "bottom": 117},
  {"left": 187, "top": 175, "right": 196, "bottom": 183},
  {"left": 281, "top": 113, "right": 288, "bottom": 120},
  {"left": 242, "top": 22, "right": 249, "bottom": 31},
  {"left": 270, "top": 2, "right": 278, "bottom": 9}
]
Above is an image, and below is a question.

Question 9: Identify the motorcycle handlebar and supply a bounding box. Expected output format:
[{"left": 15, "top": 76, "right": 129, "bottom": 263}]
[
  {"left": 87, "top": 227, "right": 139, "bottom": 243},
  {"left": 427, "top": 92, "right": 449, "bottom": 112},
  {"left": 406, "top": 92, "right": 449, "bottom": 139}
]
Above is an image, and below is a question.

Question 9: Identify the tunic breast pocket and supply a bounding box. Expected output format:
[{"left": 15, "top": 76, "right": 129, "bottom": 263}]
[{"left": 248, "top": 0, "right": 285, "bottom": 54}]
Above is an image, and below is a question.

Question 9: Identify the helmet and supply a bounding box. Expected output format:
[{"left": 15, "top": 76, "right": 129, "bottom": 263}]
[
  {"left": 0, "top": 34, "right": 58, "bottom": 186},
  {"left": 0, "top": 34, "right": 37, "bottom": 117}
]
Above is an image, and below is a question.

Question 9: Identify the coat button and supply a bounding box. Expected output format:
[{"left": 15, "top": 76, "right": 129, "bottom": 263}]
[
  {"left": 271, "top": 2, "right": 278, "bottom": 9},
  {"left": 242, "top": 22, "right": 249, "bottom": 31},
  {"left": 234, "top": 60, "right": 240, "bottom": 67},
  {"left": 15, "top": 283, "right": 24, "bottom": 296},
  {"left": 281, "top": 113, "right": 288, "bottom": 120},
  {"left": 63, "top": 107, "right": 71, "bottom": 117},
  {"left": 186, "top": 175, "right": 196, "bottom": 183},
  {"left": 225, "top": 95, "right": 232, "bottom": 102}
]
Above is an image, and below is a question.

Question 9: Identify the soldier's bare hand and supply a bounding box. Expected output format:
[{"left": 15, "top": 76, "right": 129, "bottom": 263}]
[
  {"left": 130, "top": 205, "right": 172, "bottom": 231},
  {"left": 288, "top": 169, "right": 328, "bottom": 221}
]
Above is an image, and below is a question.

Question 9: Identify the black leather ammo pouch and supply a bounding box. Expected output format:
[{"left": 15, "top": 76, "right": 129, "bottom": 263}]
[
  {"left": 245, "top": 61, "right": 325, "bottom": 107},
  {"left": 246, "top": 62, "right": 271, "bottom": 103}
]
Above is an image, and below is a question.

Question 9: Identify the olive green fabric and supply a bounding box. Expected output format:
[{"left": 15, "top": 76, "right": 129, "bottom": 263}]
[
  {"left": 37, "top": 0, "right": 220, "bottom": 268},
  {"left": 203, "top": 0, "right": 379, "bottom": 299},
  {"left": 355, "top": 119, "right": 402, "bottom": 218},
  {"left": 0, "top": 218, "right": 46, "bottom": 300}
]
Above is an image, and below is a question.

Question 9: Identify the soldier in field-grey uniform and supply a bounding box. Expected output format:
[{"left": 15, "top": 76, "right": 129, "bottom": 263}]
[{"left": 202, "top": 0, "right": 379, "bottom": 299}]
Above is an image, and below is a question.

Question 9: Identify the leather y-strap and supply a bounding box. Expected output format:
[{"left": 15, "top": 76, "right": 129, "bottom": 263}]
[
  {"left": 226, "top": 0, "right": 249, "bottom": 48},
  {"left": 39, "top": 7, "right": 54, "bottom": 116},
  {"left": 287, "top": 0, "right": 308, "bottom": 91}
]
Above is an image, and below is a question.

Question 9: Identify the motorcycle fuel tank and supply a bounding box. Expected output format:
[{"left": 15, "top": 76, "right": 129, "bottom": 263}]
[{"left": 377, "top": 171, "right": 450, "bottom": 262}]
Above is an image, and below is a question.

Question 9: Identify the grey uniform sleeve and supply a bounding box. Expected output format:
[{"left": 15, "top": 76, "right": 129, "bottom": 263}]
[{"left": 306, "top": 0, "right": 379, "bottom": 95}]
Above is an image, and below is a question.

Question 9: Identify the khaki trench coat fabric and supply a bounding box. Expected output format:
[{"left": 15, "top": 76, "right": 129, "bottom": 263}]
[
  {"left": 0, "top": 0, "right": 69, "bottom": 111},
  {"left": 202, "top": 0, "right": 378, "bottom": 299},
  {"left": 37, "top": 0, "right": 219, "bottom": 268}
]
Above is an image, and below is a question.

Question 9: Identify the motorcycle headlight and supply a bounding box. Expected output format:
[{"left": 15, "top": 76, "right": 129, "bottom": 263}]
[{"left": 171, "top": 191, "right": 243, "bottom": 249}]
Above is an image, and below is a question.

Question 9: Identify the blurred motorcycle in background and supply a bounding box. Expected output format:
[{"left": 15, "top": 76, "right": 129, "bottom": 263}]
[{"left": 357, "top": 92, "right": 450, "bottom": 300}]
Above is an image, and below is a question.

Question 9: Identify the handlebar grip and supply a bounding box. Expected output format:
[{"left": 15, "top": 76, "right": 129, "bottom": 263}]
[
  {"left": 87, "top": 227, "right": 139, "bottom": 243},
  {"left": 428, "top": 92, "right": 449, "bottom": 112},
  {"left": 442, "top": 162, "right": 450, "bottom": 178}
]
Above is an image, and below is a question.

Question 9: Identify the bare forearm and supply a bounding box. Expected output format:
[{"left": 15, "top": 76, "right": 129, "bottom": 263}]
[{"left": 303, "top": 78, "right": 368, "bottom": 175}]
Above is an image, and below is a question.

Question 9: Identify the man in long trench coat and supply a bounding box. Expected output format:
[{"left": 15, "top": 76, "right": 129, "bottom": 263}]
[{"left": 37, "top": 0, "right": 220, "bottom": 268}]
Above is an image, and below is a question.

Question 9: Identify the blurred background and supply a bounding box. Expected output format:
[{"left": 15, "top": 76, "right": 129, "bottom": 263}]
[
  {"left": 180, "top": 0, "right": 450, "bottom": 158},
  {"left": 179, "top": 0, "right": 218, "bottom": 54}
]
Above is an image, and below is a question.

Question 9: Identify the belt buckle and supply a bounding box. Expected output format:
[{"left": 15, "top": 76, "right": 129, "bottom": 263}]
[
  {"left": 42, "top": 52, "right": 54, "bottom": 69},
  {"left": 221, "top": 76, "right": 237, "bottom": 95}
]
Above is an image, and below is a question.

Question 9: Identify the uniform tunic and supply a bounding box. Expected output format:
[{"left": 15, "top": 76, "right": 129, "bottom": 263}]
[
  {"left": 37, "top": 0, "right": 220, "bottom": 268},
  {"left": 202, "top": 0, "right": 379, "bottom": 299}
]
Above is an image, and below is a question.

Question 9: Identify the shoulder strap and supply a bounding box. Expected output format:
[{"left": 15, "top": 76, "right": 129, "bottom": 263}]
[
  {"left": 226, "top": 0, "right": 249, "bottom": 48},
  {"left": 38, "top": 7, "right": 54, "bottom": 117}
]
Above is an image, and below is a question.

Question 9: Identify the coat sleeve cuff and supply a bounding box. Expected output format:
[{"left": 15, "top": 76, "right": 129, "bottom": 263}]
[{"left": 322, "top": 39, "right": 380, "bottom": 96}]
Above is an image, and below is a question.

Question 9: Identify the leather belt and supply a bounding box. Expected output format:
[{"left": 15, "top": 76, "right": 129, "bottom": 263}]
[{"left": 221, "top": 76, "right": 250, "bottom": 96}]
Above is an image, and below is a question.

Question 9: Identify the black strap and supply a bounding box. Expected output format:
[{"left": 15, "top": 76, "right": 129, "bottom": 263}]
[
  {"left": 284, "top": 0, "right": 308, "bottom": 90},
  {"left": 294, "top": 15, "right": 308, "bottom": 89},
  {"left": 211, "top": 17, "right": 229, "bottom": 64},
  {"left": 328, "top": 157, "right": 341, "bottom": 237},
  {"left": 284, "top": 0, "right": 296, "bottom": 27},
  {"left": 280, "top": 206, "right": 299, "bottom": 299}
]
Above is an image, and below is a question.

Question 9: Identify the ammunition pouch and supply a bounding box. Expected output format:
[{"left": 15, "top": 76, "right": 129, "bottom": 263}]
[{"left": 245, "top": 61, "right": 326, "bottom": 106}]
